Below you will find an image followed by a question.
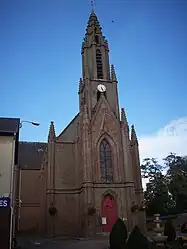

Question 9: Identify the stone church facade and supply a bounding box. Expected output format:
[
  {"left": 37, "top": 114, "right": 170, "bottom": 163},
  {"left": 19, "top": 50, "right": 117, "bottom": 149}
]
[{"left": 17, "top": 10, "right": 146, "bottom": 237}]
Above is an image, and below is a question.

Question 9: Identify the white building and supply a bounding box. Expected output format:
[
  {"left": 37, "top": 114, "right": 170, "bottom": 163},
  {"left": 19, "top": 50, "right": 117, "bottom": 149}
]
[{"left": 0, "top": 118, "right": 20, "bottom": 249}]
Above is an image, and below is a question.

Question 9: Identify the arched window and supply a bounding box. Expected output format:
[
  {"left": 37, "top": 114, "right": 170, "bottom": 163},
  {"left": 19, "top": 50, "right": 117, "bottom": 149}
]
[
  {"left": 95, "top": 35, "right": 99, "bottom": 44},
  {"left": 100, "top": 139, "right": 113, "bottom": 182},
  {"left": 96, "top": 49, "right": 103, "bottom": 79}
]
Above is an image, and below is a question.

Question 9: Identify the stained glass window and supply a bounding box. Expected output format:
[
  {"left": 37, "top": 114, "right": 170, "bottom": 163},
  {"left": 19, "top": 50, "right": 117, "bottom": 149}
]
[{"left": 100, "top": 139, "right": 113, "bottom": 182}]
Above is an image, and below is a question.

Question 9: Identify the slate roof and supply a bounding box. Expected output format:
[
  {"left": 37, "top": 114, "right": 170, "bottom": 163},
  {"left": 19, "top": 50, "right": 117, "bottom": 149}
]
[
  {"left": 18, "top": 142, "right": 47, "bottom": 170},
  {"left": 57, "top": 113, "right": 79, "bottom": 139},
  {"left": 0, "top": 117, "right": 20, "bottom": 135}
]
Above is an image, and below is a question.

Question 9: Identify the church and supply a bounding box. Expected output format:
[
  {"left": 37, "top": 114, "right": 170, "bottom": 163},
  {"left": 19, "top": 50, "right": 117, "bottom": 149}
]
[{"left": 17, "top": 10, "right": 146, "bottom": 237}]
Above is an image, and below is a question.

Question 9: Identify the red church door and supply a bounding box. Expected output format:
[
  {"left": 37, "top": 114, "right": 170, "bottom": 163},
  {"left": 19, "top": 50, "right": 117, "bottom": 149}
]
[{"left": 101, "top": 195, "right": 118, "bottom": 232}]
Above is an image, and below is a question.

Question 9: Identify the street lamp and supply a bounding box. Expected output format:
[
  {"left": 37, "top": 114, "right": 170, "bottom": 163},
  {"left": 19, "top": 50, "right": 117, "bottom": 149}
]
[{"left": 19, "top": 120, "right": 40, "bottom": 128}]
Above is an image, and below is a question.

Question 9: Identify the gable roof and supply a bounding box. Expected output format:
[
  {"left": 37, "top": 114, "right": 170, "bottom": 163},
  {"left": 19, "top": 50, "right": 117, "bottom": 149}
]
[
  {"left": 57, "top": 113, "right": 79, "bottom": 142},
  {"left": 18, "top": 142, "right": 47, "bottom": 170},
  {"left": 91, "top": 94, "right": 118, "bottom": 126}
]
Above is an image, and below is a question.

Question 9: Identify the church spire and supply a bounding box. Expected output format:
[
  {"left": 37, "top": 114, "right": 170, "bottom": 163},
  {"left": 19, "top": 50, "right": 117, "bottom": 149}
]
[
  {"left": 121, "top": 108, "right": 128, "bottom": 124},
  {"left": 111, "top": 64, "right": 117, "bottom": 82},
  {"left": 80, "top": 8, "right": 121, "bottom": 118},
  {"left": 121, "top": 108, "right": 129, "bottom": 134},
  {"left": 81, "top": 10, "right": 110, "bottom": 80},
  {"left": 48, "top": 121, "right": 56, "bottom": 141},
  {"left": 131, "top": 125, "right": 138, "bottom": 144},
  {"left": 85, "top": 10, "right": 102, "bottom": 38}
]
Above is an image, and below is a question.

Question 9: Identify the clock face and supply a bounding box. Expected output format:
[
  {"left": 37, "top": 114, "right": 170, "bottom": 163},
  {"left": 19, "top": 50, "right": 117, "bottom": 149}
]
[{"left": 97, "top": 84, "right": 106, "bottom": 93}]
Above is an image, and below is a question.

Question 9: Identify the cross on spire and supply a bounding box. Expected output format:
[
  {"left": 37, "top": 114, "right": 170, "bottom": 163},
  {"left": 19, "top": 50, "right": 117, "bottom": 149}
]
[{"left": 91, "top": 0, "right": 94, "bottom": 12}]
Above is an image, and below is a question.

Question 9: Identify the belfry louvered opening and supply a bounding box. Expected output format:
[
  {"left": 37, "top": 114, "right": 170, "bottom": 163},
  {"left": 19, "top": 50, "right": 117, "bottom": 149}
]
[{"left": 96, "top": 49, "right": 103, "bottom": 79}]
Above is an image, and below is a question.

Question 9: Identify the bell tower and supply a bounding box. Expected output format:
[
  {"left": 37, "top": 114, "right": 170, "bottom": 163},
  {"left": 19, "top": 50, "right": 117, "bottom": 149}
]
[
  {"left": 81, "top": 10, "right": 110, "bottom": 80},
  {"left": 79, "top": 10, "right": 120, "bottom": 121},
  {"left": 77, "top": 7, "right": 146, "bottom": 236}
]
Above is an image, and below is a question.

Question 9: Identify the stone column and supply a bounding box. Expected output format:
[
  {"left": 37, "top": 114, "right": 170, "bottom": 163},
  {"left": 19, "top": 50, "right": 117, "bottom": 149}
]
[{"left": 81, "top": 105, "right": 94, "bottom": 237}]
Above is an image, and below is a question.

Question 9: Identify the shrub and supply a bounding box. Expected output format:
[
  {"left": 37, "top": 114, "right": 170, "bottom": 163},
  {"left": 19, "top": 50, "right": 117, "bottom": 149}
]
[
  {"left": 109, "top": 218, "right": 128, "bottom": 249},
  {"left": 164, "top": 219, "right": 176, "bottom": 242},
  {"left": 125, "top": 226, "right": 150, "bottom": 249}
]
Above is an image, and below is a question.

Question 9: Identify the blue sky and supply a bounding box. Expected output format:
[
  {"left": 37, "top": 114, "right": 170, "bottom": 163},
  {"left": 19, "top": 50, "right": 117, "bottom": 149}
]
[{"left": 1, "top": 0, "right": 187, "bottom": 142}]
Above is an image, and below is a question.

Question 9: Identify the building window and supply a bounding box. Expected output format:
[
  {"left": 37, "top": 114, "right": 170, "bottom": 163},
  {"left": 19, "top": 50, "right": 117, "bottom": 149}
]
[
  {"left": 99, "top": 139, "right": 113, "bottom": 182},
  {"left": 95, "top": 35, "right": 99, "bottom": 44},
  {"left": 96, "top": 49, "right": 103, "bottom": 79}
]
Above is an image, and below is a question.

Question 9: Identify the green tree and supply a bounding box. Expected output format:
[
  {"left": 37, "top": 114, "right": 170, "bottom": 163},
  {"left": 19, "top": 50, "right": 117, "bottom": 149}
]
[
  {"left": 164, "top": 153, "right": 187, "bottom": 213},
  {"left": 141, "top": 158, "right": 174, "bottom": 216},
  {"left": 141, "top": 157, "right": 164, "bottom": 179},
  {"left": 144, "top": 172, "right": 174, "bottom": 215}
]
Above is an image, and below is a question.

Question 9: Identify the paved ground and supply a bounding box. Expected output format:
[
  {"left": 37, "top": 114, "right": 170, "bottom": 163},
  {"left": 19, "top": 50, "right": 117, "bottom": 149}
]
[
  {"left": 17, "top": 236, "right": 109, "bottom": 249},
  {"left": 17, "top": 231, "right": 187, "bottom": 249}
]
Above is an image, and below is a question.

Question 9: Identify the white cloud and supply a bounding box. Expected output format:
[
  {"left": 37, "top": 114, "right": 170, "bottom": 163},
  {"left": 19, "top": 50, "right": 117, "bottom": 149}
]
[
  {"left": 138, "top": 117, "right": 187, "bottom": 189},
  {"left": 139, "top": 117, "right": 187, "bottom": 161}
]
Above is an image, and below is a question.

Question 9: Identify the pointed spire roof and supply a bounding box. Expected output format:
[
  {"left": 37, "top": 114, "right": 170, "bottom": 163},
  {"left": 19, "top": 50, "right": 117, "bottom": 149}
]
[
  {"left": 111, "top": 64, "right": 117, "bottom": 82},
  {"left": 121, "top": 108, "right": 128, "bottom": 124},
  {"left": 121, "top": 108, "right": 129, "bottom": 135},
  {"left": 85, "top": 9, "right": 102, "bottom": 37},
  {"left": 48, "top": 121, "right": 56, "bottom": 141},
  {"left": 131, "top": 125, "right": 138, "bottom": 144},
  {"left": 88, "top": 10, "right": 100, "bottom": 26},
  {"left": 82, "top": 7, "right": 109, "bottom": 53}
]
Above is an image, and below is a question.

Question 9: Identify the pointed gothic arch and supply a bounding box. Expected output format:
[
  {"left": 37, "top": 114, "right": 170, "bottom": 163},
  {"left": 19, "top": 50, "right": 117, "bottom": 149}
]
[
  {"left": 102, "top": 189, "right": 118, "bottom": 200},
  {"left": 99, "top": 138, "right": 113, "bottom": 182},
  {"left": 96, "top": 49, "right": 103, "bottom": 79},
  {"left": 94, "top": 133, "right": 119, "bottom": 182},
  {"left": 101, "top": 192, "right": 118, "bottom": 232}
]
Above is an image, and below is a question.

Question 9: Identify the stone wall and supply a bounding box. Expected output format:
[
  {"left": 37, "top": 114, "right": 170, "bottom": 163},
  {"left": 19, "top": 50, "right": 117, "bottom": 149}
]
[{"left": 19, "top": 170, "right": 43, "bottom": 233}]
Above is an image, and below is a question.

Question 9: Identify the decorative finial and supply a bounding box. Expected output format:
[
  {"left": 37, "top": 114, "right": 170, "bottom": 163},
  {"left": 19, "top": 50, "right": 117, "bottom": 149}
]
[
  {"left": 121, "top": 108, "right": 129, "bottom": 134},
  {"left": 111, "top": 64, "right": 117, "bottom": 82},
  {"left": 121, "top": 108, "right": 128, "bottom": 124},
  {"left": 91, "top": 0, "right": 94, "bottom": 12},
  {"left": 131, "top": 125, "right": 138, "bottom": 143},
  {"left": 48, "top": 121, "right": 56, "bottom": 141}
]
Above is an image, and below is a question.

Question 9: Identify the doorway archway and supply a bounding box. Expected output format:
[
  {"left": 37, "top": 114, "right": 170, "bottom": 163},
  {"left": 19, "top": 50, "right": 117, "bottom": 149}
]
[{"left": 101, "top": 194, "right": 118, "bottom": 232}]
